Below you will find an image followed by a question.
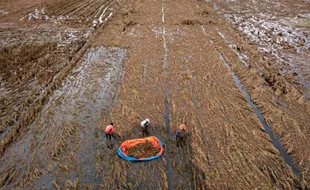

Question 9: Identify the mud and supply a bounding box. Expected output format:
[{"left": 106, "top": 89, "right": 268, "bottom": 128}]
[
  {"left": 206, "top": 0, "right": 310, "bottom": 186},
  {"left": 0, "top": 41, "right": 84, "bottom": 134},
  {"left": 91, "top": 0, "right": 307, "bottom": 188},
  {"left": 0, "top": 46, "right": 127, "bottom": 188},
  {"left": 217, "top": 49, "right": 300, "bottom": 178},
  {"left": 0, "top": 0, "right": 121, "bottom": 153},
  {"left": 1, "top": 0, "right": 310, "bottom": 189},
  {"left": 207, "top": 0, "right": 310, "bottom": 100}
]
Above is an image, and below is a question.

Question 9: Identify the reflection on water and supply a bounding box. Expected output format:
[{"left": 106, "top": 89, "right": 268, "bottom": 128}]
[
  {"left": 0, "top": 46, "right": 127, "bottom": 188},
  {"left": 218, "top": 50, "right": 300, "bottom": 179},
  {"left": 209, "top": 0, "right": 310, "bottom": 100}
]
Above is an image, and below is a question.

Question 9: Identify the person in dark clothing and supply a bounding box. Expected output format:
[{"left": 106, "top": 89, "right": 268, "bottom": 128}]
[
  {"left": 176, "top": 129, "right": 185, "bottom": 147},
  {"left": 140, "top": 119, "right": 150, "bottom": 137},
  {"left": 176, "top": 123, "right": 187, "bottom": 147}
]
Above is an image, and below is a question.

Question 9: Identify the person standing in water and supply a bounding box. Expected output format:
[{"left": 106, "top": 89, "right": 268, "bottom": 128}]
[
  {"left": 140, "top": 119, "right": 150, "bottom": 136},
  {"left": 105, "top": 123, "right": 115, "bottom": 141},
  {"left": 176, "top": 123, "right": 186, "bottom": 147}
]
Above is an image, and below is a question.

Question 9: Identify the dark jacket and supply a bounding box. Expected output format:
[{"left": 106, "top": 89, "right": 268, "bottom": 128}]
[{"left": 176, "top": 130, "right": 185, "bottom": 138}]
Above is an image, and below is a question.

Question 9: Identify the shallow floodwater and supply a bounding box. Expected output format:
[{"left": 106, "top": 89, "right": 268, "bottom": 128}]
[
  {"left": 208, "top": 0, "right": 310, "bottom": 100},
  {"left": 217, "top": 50, "right": 300, "bottom": 179},
  {"left": 0, "top": 46, "right": 127, "bottom": 188}
]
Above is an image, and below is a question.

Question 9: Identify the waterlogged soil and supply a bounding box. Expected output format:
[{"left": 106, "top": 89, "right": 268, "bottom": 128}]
[
  {"left": 0, "top": 0, "right": 119, "bottom": 137},
  {"left": 0, "top": 46, "right": 127, "bottom": 188},
  {"left": 206, "top": 0, "right": 310, "bottom": 185},
  {"left": 1, "top": 0, "right": 310, "bottom": 189},
  {"left": 207, "top": 0, "right": 310, "bottom": 100},
  {"left": 0, "top": 40, "right": 84, "bottom": 134},
  {"left": 92, "top": 0, "right": 308, "bottom": 189}
]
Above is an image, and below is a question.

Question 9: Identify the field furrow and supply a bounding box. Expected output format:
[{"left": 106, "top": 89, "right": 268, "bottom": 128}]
[{"left": 0, "top": 0, "right": 309, "bottom": 189}]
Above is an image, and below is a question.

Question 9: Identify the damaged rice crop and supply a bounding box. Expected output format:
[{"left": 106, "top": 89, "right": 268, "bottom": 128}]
[{"left": 127, "top": 140, "right": 161, "bottom": 158}]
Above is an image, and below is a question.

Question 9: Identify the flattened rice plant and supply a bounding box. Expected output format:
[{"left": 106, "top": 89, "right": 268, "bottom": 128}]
[{"left": 127, "top": 140, "right": 160, "bottom": 158}]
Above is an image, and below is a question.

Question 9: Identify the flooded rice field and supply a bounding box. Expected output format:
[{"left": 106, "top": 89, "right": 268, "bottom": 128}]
[
  {"left": 217, "top": 49, "right": 300, "bottom": 178},
  {"left": 0, "top": 46, "right": 127, "bottom": 188},
  {"left": 207, "top": 0, "right": 310, "bottom": 100},
  {"left": 1, "top": 0, "right": 310, "bottom": 189},
  {"left": 0, "top": 0, "right": 120, "bottom": 149}
]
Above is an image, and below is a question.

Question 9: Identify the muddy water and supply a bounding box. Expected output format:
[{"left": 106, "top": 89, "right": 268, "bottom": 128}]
[
  {"left": 161, "top": 1, "right": 174, "bottom": 189},
  {"left": 0, "top": 0, "right": 122, "bottom": 136},
  {"left": 232, "top": 14, "right": 310, "bottom": 99},
  {"left": 208, "top": 0, "right": 310, "bottom": 100},
  {"left": 217, "top": 30, "right": 250, "bottom": 68},
  {"left": 37, "top": 46, "right": 127, "bottom": 137},
  {"left": 217, "top": 50, "right": 301, "bottom": 179},
  {"left": 0, "top": 46, "right": 127, "bottom": 188}
]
